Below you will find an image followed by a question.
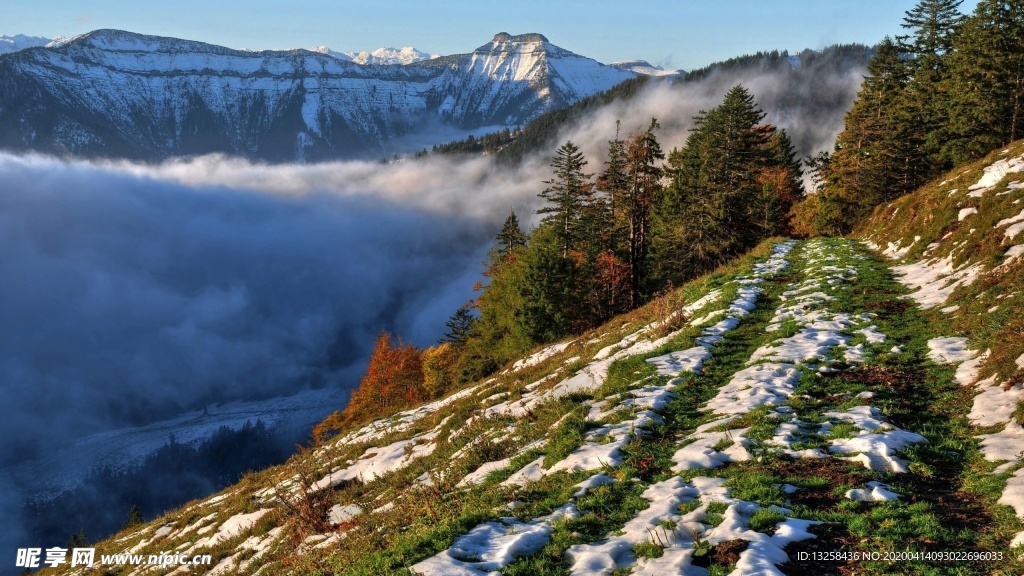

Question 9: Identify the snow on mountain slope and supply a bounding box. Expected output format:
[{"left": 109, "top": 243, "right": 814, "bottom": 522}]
[
  {"left": 308, "top": 45, "right": 354, "bottom": 61},
  {"left": 347, "top": 46, "right": 436, "bottom": 65},
  {"left": 310, "top": 46, "right": 435, "bottom": 65},
  {"left": 611, "top": 59, "right": 685, "bottom": 77},
  {"left": 0, "top": 29, "right": 636, "bottom": 161},
  {"left": 0, "top": 34, "right": 57, "bottom": 54}
]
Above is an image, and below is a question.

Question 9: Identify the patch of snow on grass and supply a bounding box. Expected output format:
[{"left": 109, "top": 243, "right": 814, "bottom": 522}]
[
  {"left": 328, "top": 503, "right": 362, "bottom": 525},
  {"left": 458, "top": 457, "right": 513, "bottom": 487},
  {"left": 549, "top": 421, "right": 635, "bottom": 473},
  {"left": 512, "top": 340, "right": 572, "bottom": 371},
  {"left": 566, "top": 477, "right": 700, "bottom": 575},
  {"left": 978, "top": 420, "right": 1024, "bottom": 462},
  {"left": 501, "top": 456, "right": 547, "bottom": 487},
  {"left": 412, "top": 505, "right": 580, "bottom": 576},
  {"left": 1007, "top": 221, "right": 1024, "bottom": 240},
  {"left": 646, "top": 346, "right": 710, "bottom": 376},
  {"left": 927, "top": 337, "right": 987, "bottom": 385},
  {"left": 573, "top": 473, "right": 617, "bottom": 497},
  {"left": 331, "top": 385, "right": 479, "bottom": 447},
  {"left": 893, "top": 256, "right": 983, "bottom": 309},
  {"left": 969, "top": 378, "right": 1024, "bottom": 427},
  {"left": 846, "top": 481, "right": 901, "bottom": 502},
  {"left": 1004, "top": 244, "right": 1024, "bottom": 265},
  {"left": 855, "top": 326, "right": 887, "bottom": 344},
  {"left": 671, "top": 428, "right": 754, "bottom": 471},
  {"left": 999, "top": 469, "right": 1024, "bottom": 520},
  {"left": 705, "top": 363, "right": 802, "bottom": 415},
  {"left": 958, "top": 207, "right": 978, "bottom": 220},
  {"left": 750, "top": 327, "right": 850, "bottom": 364},
  {"left": 318, "top": 430, "right": 439, "bottom": 487},
  {"left": 969, "top": 154, "right": 1024, "bottom": 195},
  {"left": 827, "top": 407, "right": 926, "bottom": 473}
]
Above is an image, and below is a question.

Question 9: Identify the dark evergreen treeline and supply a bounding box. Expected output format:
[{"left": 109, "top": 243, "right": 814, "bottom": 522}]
[
  {"left": 794, "top": 0, "right": 1024, "bottom": 234},
  {"left": 432, "top": 127, "right": 522, "bottom": 155},
  {"left": 449, "top": 86, "right": 803, "bottom": 380},
  {"left": 22, "top": 420, "right": 291, "bottom": 550},
  {"left": 428, "top": 44, "right": 875, "bottom": 165},
  {"left": 683, "top": 44, "right": 872, "bottom": 81}
]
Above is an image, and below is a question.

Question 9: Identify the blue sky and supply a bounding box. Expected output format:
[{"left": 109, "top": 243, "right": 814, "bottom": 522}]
[{"left": 4, "top": 0, "right": 979, "bottom": 70}]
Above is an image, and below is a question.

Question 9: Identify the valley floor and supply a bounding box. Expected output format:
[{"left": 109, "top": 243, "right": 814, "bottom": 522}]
[{"left": 55, "top": 237, "right": 1024, "bottom": 576}]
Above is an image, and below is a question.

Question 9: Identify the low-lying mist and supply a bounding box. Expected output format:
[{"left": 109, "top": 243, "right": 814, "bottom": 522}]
[{"left": 0, "top": 57, "right": 865, "bottom": 556}]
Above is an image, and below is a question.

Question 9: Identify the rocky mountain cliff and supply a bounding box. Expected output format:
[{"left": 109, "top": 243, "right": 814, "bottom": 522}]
[{"left": 0, "top": 30, "right": 636, "bottom": 162}]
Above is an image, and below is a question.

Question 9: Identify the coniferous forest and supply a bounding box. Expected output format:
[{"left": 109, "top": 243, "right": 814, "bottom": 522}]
[{"left": 315, "top": 0, "right": 1024, "bottom": 436}]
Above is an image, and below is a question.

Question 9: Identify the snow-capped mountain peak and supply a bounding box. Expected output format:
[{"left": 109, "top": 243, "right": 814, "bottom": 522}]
[
  {"left": 347, "top": 46, "right": 436, "bottom": 65},
  {"left": 0, "top": 34, "right": 55, "bottom": 55},
  {"left": 308, "top": 45, "right": 353, "bottom": 61},
  {"left": 0, "top": 30, "right": 638, "bottom": 161},
  {"left": 611, "top": 59, "right": 686, "bottom": 77}
]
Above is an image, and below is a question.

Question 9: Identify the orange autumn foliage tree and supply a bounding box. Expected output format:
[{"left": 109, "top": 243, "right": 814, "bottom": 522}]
[{"left": 313, "top": 331, "right": 424, "bottom": 441}]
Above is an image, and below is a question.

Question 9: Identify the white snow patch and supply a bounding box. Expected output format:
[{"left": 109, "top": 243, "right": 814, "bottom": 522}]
[
  {"left": 1004, "top": 244, "right": 1024, "bottom": 265},
  {"left": 958, "top": 207, "right": 978, "bottom": 220},
  {"left": 846, "top": 481, "right": 901, "bottom": 502},
  {"left": 705, "top": 363, "right": 802, "bottom": 415},
  {"left": 927, "top": 338, "right": 987, "bottom": 385},
  {"left": 328, "top": 504, "right": 362, "bottom": 525},
  {"left": 411, "top": 505, "right": 580, "bottom": 575},
  {"left": 573, "top": 474, "right": 617, "bottom": 497},
  {"left": 979, "top": 420, "right": 1024, "bottom": 462},
  {"left": 969, "top": 378, "right": 1024, "bottom": 427},
  {"left": 318, "top": 430, "right": 439, "bottom": 488},
  {"left": 186, "top": 509, "right": 272, "bottom": 555},
  {"left": 500, "top": 456, "right": 547, "bottom": 487},
  {"left": 1007, "top": 222, "right": 1024, "bottom": 241},
  {"left": 458, "top": 457, "right": 513, "bottom": 487},
  {"left": 999, "top": 469, "right": 1024, "bottom": 519},
  {"left": 827, "top": 407, "right": 927, "bottom": 473},
  {"left": 855, "top": 326, "right": 887, "bottom": 344},
  {"left": 565, "top": 477, "right": 699, "bottom": 575},
  {"left": 646, "top": 347, "right": 710, "bottom": 376},
  {"left": 750, "top": 328, "right": 849, "bottom": 364},
  {"left": 892, "top": 256, "right": 983, "bottom": 309},
  {"left": 513, "top": 340, "right": 572, "bottom": 371},
  {"left": 969, "top": 154, "right": 1024, "bottom": 195},
  {"left": 671, "top": 428, "right": 754, "bottom": 471},
  {"left": 548, "top": 422, "right": 634, "bottom": 474}
]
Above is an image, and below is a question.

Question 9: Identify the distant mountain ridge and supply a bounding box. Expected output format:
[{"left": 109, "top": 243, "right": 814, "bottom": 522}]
[
  {"left": 611, "top": 59, "right": 684, "bottom": 77},
  {"left": 0, "top": 29, "right": 637, "bottom": 162},
  {"left": 307, "top": 45, "right": 436, "bottom": 65},
  {"left": 0, "top": 34, "right": 68, "bottom": 54}
]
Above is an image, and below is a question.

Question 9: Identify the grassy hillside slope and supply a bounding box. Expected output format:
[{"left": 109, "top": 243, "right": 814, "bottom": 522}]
[{"left": 42, "top": 146, "right": 1024, "bottom": 576}]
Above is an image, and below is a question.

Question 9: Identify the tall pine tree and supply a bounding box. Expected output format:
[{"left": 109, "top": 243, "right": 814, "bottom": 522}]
[
  {"left": 818, "top": 38, "right": 915, "bottom": 232},
  {"left": 898, "top": 0, "right": 965, "bottom": 173},
  {"left": 537, "top": 141, "right": 594, "bottom": 258},
  {"left": 654, "top": 86, "right": 787, "bottom": 283},
  {"left": 490, "top": 209, "right": 527, "bottom": 268},
  {"left": 944, "top": 0, "right": 1024, "bottom": 163},
  {"left": 622, "top": 119, "right": 664, "bottom": 307}
]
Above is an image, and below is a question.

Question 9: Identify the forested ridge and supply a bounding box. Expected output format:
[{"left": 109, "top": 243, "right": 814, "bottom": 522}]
[{"left": 318, "top": 0, "right": 1024, "bottom": 437}]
